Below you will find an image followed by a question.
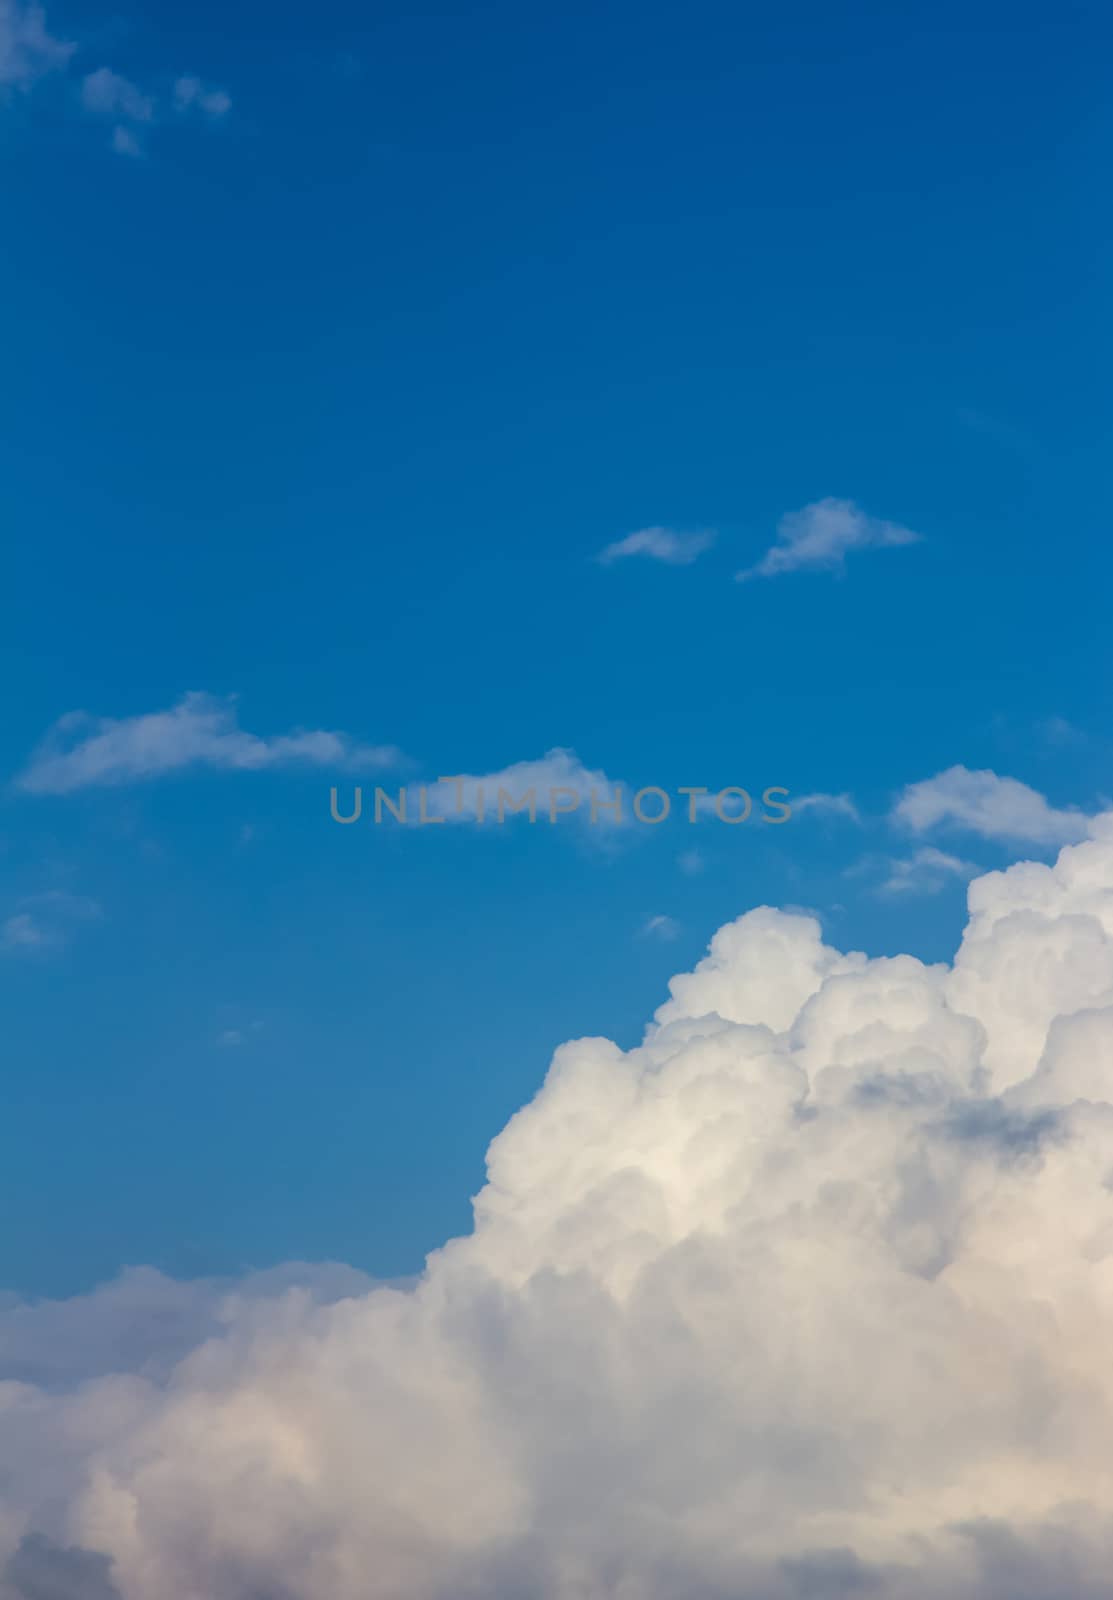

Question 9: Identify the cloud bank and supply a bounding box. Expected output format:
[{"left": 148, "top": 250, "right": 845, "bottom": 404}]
[{"left": 7, "top": 826, "right": 1113, "bottom": 1595}]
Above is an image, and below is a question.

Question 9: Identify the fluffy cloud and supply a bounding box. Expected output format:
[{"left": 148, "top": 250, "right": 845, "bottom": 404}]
[
  {"left": 736, "top": 497, "right": 921, "bottom": 581},
  {"left": 8, "top": 827, "right": 1113, "bottom": 1595},
  {"left": 894, "top": 765, "right": 1092, "bottom": 846},
  {"left": 0, "top": 0, "right": 72, "bottom": 88},
  {"left": 596, "top": 526, "right": 716, "bottom": 566},
  {"left": 14, "top": 693, "right": 402, "bottom": 794}
]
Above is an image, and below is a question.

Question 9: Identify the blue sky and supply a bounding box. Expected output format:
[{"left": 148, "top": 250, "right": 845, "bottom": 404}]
[{"left": 2, "top": 0, "right": 1111, "bottom": 1297}]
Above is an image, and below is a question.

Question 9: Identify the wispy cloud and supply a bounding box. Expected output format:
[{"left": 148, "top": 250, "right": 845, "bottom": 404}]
[
  {"left": 596, "top": 526, "right": 715, "bottom": 567},
  {"left": 15, "top": 693, "right": 402, "bottom": 795},
  {"left": 172, "top": 74, "right": 231, "bottom": 118},
  {"left": 878, "top": 846, "right": 979, "bottom": 896},
  {"left": 736, "top": 498, "right": 921, "bottom": 582},
  {"left": 0, "top": 0, "right": 73, "bottom": 89},
  {"left": 0, "top": 891, "right": 102, "bottom": 954},
  {"left": 677, "top": 848, "right": 704, "bottom": 876},
  {"left": 791, "top": 791, "right": 861, "bottom": 823},
  {"left": 892, "top": 765, "right": 1091, "bottom": 847},
  {"left": 641, "top": 913, "right": 679, "bottom": 940}
]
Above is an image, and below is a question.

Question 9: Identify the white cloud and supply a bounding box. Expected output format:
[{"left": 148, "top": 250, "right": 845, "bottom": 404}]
[
  {"left": 641, "top": 913, "right": 679, "bottom": 940},
  {"left": 10, "top": 829, "right": 1113, "bottom": 1593},
  {"left": 0, "top": 0, "right": 73, "bottom": 88},
  {"left": 407, "top": 749, "right": 625, "bottom": 827},
  {"left": 596, "top": 525, "right": 716, "bottom": 566},
  {"left": 110, "top": 122, "right": 142, "bottom": 156},
  {"left": 172, "top": 74, "right": 230, "bottom": 117},
  {"left": 80, "top": 66, "right": 153, "bottom": 121},
  {"left": 879, "top": 845, "right": 979, "bottom": 896},
  {"left": 15, "top": 692, "right": 402, "bottom": 794},
  {"left": 791, "top": 790, "right": 861, "bottom": 822},
  {"left": 0, "top": 891, "right": 101, "bottom": 953},
  {"left": 1, "top": 3, "right": 230, "bottom": 153},
  {"left": 893, "top": 764, "right": 1091, "bottom": 846},
  {"left": 736, "top": 497, "right": 921, "bottom": 581}
]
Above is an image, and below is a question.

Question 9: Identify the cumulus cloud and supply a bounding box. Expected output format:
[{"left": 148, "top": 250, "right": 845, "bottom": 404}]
[
  {"left": 14, "top": 693, "right": 402, "bottom": 794},
  {"left": 9, "top": 827, "right": 1113, "bottom": 1594},
  {"left": 894, "top": 765, "right": 1092, "bottom": 846},
  {"left": 596, "top": 526, "right": 716, "bottom": 566},
  {"left": 736, "top": 497, "right": 921, "bottom": 582}
]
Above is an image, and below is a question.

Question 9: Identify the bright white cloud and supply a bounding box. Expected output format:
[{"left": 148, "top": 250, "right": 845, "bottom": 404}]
[
  {"left": 0, "top": 0, "right": 72, "bottom": 88},
  {"left": 172, "top": 74, "right": 230, "bottom": 117},
  {"left": 893, "top": 764, "right": 1091, "bottom": 846},
  {"left": 7, "top": 829, "right": 1113, "bottom": 1593},
  {"left": 15, "top": 692, "right": 402, "bottom": 794},
  {"left": 596, "top": 525, "right": 716, "bottom": 566},
  {"left": 879, "top": 845, "right": 979, "bottom": 896},
  {"left": 736, "top": 497, "right": 921, "bottom": 581}
]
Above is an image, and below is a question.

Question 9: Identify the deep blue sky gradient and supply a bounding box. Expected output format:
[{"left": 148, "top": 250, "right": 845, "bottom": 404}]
[{"left": 2, "top": 0, "right": 1111, "bottom": 1294}]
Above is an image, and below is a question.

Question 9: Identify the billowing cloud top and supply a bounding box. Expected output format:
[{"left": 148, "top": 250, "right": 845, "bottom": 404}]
[{"left": 7, "top": 826, "right": 1113, "bottom": 1596}]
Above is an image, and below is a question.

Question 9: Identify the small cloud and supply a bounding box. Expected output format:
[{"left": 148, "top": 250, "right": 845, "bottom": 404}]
[
  {"left": 677, "top": 849, "right": 704, "bottom": 876},
  {"left": 0, "top": 891, "right": 101, "bottom": 955},
  {"left": 596, "top": 526, "right": 715, "bottom": 567},
  {"left": 878, "top": 847, "right": 979, "bottom": 897},
  {"left": 892, "top": 765, "right": 1090, "bottom": 847},
  {"left": 15, "top": 693, "right": 403, "bottom": 795},
  {"left": 1037, "top": 716, "right": 1087, "bottom": 748},
  {"left": 410, "top": 750, "right": 625, "bottom": 829},
  {"left": 641, "top": 914, "right": 680, "bottom": 941},
  {"left": 217, "top": 1020, "right": 262, "bottom": 1048},
  {"left": 792, "top": 792, "right": 861, "bottom": 823},
  {"left": 736, "top": 498, "right": 921, "bottom": 582},
  {"left": 1, "top": 912, "right": 48, "bottom": 950},
  {"left": 81, "top": 66, "right": 154, "bottom": 121},
  {"left": 172, "top": 74, "right": 230, "bottom": 117},
  {"left": 111, "top": 123, "right": 143, "bottom": 156},
  {"left": 0, "top": 0, "right": 74, "bottom": 89}
]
